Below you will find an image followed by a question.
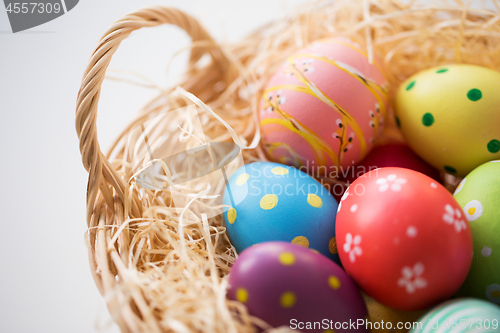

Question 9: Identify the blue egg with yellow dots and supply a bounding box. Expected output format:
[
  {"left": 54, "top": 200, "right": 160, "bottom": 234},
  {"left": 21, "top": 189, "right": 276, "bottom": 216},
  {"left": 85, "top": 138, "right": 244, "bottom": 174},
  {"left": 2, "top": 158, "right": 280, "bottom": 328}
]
[{"left": 223, "top": 162, "right": 339, "bottom": 262}]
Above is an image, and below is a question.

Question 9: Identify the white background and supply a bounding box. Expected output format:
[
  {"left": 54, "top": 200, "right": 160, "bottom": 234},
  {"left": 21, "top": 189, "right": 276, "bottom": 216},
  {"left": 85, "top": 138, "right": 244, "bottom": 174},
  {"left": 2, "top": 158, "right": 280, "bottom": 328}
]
[{"left": 0, "top": 1, "right": 306, "bottom": 332}]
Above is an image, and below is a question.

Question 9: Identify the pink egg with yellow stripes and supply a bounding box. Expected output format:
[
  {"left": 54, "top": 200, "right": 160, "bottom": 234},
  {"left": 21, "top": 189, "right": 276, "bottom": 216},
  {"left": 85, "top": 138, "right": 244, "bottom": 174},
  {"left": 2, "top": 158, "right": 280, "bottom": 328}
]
[{"left": 259, "top": 37, "right": 389, "bottom": 176}]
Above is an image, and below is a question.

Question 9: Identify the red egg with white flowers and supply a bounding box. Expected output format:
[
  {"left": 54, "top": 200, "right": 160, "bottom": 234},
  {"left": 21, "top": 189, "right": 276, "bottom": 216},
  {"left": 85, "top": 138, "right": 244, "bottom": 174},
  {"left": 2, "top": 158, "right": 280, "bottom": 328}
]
[{"left": 336, "top": 167, "right": 473, "bottom": 311}]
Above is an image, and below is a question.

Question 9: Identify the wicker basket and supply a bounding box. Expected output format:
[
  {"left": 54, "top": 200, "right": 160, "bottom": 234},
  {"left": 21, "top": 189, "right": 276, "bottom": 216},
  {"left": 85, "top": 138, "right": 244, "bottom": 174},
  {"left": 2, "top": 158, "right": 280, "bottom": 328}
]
[{"left": 75, "top": 2, "right": 500, "bottom": 332}]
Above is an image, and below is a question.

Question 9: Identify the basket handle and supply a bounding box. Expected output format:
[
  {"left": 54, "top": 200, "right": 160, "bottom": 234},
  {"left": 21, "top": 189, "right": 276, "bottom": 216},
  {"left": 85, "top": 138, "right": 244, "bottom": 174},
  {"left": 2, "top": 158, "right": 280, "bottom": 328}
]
[{"left": 75, "top": 7, "right": 231, "bottom": 213}]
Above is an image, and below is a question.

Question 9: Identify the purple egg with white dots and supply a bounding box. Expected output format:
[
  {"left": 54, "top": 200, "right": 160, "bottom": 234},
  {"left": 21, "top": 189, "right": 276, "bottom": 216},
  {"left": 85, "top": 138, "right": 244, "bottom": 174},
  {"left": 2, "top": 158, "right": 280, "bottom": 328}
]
[{"left": 227, "top": 242, "right": 369, "bottom": 332}]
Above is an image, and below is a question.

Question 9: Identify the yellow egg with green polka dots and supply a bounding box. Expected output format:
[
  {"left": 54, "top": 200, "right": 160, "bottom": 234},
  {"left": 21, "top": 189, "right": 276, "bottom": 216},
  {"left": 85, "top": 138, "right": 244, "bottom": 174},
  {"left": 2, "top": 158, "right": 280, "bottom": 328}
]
[
  {"left": 395, "top": 64, "right": 500, "bottom": 177},
  {"left": 454, "top": 160, "right": 500, "bottom": 304},
  {"left": 223, "top": 162, "right": 339, "bottom": 263}
]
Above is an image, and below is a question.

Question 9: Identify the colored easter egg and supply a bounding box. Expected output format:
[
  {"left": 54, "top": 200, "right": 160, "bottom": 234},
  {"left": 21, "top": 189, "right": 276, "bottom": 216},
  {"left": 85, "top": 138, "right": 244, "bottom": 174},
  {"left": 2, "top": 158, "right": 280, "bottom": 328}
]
[
  {"left": 336, "top": 167, "right": 473, "bottom": 310},
  {"left": 223, "top": 162, "right": 339, "bottom": 262},
  {"left": 409, "top": 298, "right": 500, "bottom": 333},
  {"left": 395, "top": 64, "right": 500, "bottom": 177},
  {"left": 454, "top": 160, "right": 500, "bottom": 304},
  {"left": 228, "top": 242, "right": 369, "bottom": 332},
  {"left": 259, "top": 37, "right": 389, "bottom": 176},
  {"left": 331, "top": 144, "right": 441, "bottom": 202},
  {"left": 362, "top": 293, "right": 427, "bottom": 333},
  {"left": 350, "top": 144, "right": 441, "bottom": 181}
]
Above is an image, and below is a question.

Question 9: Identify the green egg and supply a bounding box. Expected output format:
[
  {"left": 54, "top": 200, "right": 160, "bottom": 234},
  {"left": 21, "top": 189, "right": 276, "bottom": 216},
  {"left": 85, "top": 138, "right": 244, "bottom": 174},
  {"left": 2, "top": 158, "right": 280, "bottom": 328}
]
[
  {"left": 409, "top": 299, "right": 500, "bottom": 333},
  {"left": 454, "top": 160, "right": 500, "bottom": 304}
]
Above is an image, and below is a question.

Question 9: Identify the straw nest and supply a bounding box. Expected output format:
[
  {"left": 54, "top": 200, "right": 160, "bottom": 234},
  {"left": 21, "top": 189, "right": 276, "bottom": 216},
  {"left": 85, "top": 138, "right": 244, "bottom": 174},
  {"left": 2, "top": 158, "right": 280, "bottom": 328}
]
[{"left": 75, "top": 0, "right": 500, "bottom": 332}]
